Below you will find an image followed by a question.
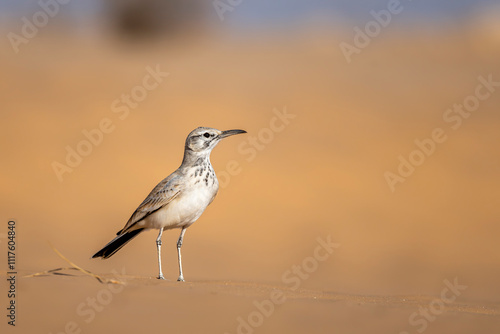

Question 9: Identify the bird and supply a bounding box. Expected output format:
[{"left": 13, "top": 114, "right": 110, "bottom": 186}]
[{"left": 92, "top": 127, "right": 247, "bottom": 281}]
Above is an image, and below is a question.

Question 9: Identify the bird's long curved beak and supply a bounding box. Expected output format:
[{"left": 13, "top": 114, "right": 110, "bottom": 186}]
[{"left": 219, "top": 129, "right": 247, "bottom": 139}]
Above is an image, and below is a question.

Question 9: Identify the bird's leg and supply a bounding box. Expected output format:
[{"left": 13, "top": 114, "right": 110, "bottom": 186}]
[
  {"left": 156, "top": 229, "right": 165, "bottom": 280},
  {"left": 177, "top": 228, "right": 187, "bottom": 282}
]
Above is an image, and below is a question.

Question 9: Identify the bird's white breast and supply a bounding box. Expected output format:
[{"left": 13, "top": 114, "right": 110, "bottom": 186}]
[{"left": 142, "top": 179, "right": 218, "bottom": 230}]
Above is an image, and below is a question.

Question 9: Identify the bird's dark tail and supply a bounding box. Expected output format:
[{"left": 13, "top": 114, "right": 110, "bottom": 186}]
[{"left": 92, "top": 228, "right": 145, "bottom": 259}]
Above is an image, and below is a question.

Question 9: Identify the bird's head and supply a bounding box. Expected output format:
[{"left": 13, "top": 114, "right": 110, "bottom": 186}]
[{"left": 184, "top": 127, "right": 247, "bottom": 153}]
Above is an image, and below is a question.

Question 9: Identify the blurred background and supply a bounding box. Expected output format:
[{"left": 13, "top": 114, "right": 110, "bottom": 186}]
[{"left": 1, "top": 1, "right": 500, "bottom": 333}]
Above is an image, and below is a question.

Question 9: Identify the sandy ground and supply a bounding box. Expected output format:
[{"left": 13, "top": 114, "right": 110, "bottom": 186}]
[{"left": 1, "top": 26, "right": 500, "bottom": 333}]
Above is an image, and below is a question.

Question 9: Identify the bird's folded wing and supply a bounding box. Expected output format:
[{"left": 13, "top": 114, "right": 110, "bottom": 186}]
[{"left": 117, "top": 175, "right": 182, "bottom": 234}]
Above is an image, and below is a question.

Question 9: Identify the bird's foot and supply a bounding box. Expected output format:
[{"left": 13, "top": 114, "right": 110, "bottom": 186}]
[
  {"left": 157, "top": 274, "right": 166, "bottom": 280},
  {"left": 177, "top": 276, "right": 185, "bottom": 282}
]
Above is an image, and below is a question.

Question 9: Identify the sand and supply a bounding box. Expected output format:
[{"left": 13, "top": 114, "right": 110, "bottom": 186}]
[{"left": 1, "top": 26, "right": 500, "bottom": 333}]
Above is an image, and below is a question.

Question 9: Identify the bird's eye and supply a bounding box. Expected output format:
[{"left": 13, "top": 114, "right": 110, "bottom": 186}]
[{"left": 203, "top": 132, "right": 210, "bottom": 138}]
